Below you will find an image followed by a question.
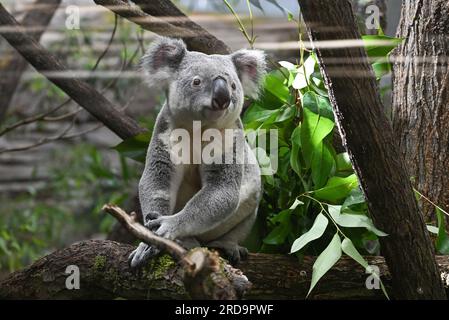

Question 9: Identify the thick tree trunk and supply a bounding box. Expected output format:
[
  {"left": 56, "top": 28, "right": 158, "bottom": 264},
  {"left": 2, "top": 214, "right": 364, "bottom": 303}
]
[
  {"left": 0, "top": 0, "right": 61, "bottom": 123},
  {"left": 392, "top": 0, "right": 449, "bottom": 222},
  {"left": 1, "top": 240, "right": 449, "bottom": 300},
  {"left": 299, "top": 0, "right": 446, "bottom": 299}
]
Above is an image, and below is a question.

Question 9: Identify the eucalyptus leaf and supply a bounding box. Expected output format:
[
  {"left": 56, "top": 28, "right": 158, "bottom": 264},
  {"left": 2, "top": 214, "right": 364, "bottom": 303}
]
[
  {"left": 341, "top": 238, "right": 368, "bottom": 268},
  {"left": 292, "top": 56, "right": 316, "bottom": 90},
  {"left": 328, "top": 205, "right": 387, "bottom": 237},
  {"left": 341, "top": 187, "right": 366, "bottom": 212},
  {"left": 302, "top": 91, "right": 334, "bottom": 121},
  {"left": 314, "top": 174, "right": 359, "bottom": 203},
  {"left": 336, "top": 152, "right": 352, "bottom": 173},
  {"left": 427, "top": 225, "right": 439, "bottom": 235},
  {"left": 300, "top": 108, "right": 334, "bottom": 168},
  {"left": 362, "top": 35, "right": 403, "bottom": 58},
  {"left": 264, "top": 74, "right": 290, "bottom": 103},
  {"left": 436, "top": 208, "right": 449, "bottom": 254},
  {"left": 290, "top": 126, "right": 302, "bottom": 176},
  {"left": 308, "top": 233, "right": 342, "bottom": 296},
  {"left": 311, "top": 141, "right": 335, "bottom": 188},
  {"left": 243, "top": 103, "right": 280, "bottom": 124},
  {"left": 291, "top": 213, "right": 328, "bottom": 253}
]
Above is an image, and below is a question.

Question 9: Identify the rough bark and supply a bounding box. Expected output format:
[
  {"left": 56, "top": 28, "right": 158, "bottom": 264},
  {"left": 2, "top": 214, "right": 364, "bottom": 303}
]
[
  {"left": 0, "top": 0, "right": 61, "bottom": 124},
  {"left": 299, "top": 0, "right": 446, "bottom": 299},
  {"left": 1, "top": 240, "right": 449, "bottom": 300},
  {"left": 392, "top": 0, "right": 449, "bottom": 222},
  {"left": 0, "top": 3, "right": 145, "bottom": 140}
]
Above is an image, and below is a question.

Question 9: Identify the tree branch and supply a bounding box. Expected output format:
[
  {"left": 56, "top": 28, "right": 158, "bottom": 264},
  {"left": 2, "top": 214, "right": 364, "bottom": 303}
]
[{"left": 0, "top": 3, "right": 145, "bottom": 140}]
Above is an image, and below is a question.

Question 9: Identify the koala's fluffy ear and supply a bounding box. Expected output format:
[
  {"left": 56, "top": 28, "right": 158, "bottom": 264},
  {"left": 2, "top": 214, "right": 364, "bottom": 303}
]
[
  {"left": 231, "top": 49, "right": 267, "bottom": 99},
  {"left": 140, "top": 37, "right": 187, "bottom": 89}
]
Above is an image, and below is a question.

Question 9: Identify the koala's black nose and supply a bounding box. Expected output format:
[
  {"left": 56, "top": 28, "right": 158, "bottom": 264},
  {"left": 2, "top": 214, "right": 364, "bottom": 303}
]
[{"left": 212, "top": 77, "right": 231, "bottom": 110}]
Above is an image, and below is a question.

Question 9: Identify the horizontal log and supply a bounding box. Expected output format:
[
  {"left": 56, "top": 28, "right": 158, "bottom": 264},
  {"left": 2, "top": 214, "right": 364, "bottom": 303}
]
[{"left": 1, "top": 240, "right": 449, "bottom": 299}]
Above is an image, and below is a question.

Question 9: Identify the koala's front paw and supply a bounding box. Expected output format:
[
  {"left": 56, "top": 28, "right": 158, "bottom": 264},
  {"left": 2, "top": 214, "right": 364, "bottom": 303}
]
[
  {"left": 128, "top": 242, "right": 160, "bottom": 268},
  {"left": 207, "top": 241, "right": 249, "bottom": 265},
  {"left": 146, "top": 215, "right": 179, "bottom": 240}
]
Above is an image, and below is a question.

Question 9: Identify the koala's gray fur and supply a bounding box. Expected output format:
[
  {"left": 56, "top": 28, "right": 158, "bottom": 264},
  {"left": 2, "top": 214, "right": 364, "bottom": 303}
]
[{"left": 129, "top": 37, "right": 266, "bottom": 267}]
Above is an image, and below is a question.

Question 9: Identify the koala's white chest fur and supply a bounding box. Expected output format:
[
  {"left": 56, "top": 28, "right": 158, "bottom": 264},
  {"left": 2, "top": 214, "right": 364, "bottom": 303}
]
[{"left": 173, "top": 164, "right": 201, "bottom": 213}]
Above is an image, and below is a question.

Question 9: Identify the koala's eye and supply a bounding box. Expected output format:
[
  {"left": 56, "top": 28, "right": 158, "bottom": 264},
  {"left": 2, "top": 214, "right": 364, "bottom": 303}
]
[
  {"left": 231, "top": 82, "right": 237, "bottom": 90},
  {"left": 193, "top": 78, "right": 201, "bottom": 86}
]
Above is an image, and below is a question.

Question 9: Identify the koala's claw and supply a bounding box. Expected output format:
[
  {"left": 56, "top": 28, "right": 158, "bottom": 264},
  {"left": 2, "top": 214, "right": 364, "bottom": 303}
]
[
  {"left": 207, "top": 241, "right": 249, "bottom": 265},
  {"left": 128, "top": 242, "right": 160, "bottom": 268}
]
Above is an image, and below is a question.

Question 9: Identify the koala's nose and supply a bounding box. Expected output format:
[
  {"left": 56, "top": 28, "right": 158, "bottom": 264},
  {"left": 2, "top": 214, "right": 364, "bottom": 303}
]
[{"left": 212, "top": 77, "right": 231, "bottom": 110}]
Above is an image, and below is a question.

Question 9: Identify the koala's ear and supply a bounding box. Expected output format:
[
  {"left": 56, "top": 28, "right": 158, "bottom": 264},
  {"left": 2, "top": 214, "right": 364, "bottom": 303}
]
[
  {"left": 140, "top": 37, "right": 187, "bottom": 89},
  {"left": 231, "top": 49, "right": 267, "bottom": 99}
]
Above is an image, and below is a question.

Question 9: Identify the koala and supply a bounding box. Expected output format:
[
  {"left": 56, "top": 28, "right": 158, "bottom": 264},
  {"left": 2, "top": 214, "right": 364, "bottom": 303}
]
[{"left": 128, "top": 37, "right": 266, "bottom": 267}]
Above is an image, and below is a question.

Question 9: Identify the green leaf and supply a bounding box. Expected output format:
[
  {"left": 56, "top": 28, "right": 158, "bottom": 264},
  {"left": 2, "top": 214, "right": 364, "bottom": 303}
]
[
  {"left": 264, "top": 74, "right": 290, "bottom": 103},
  {"left": 308, "top": 233, "right": 342, "bottom": 296},
  {"left": 336, "top": 152, "right": 353, "bottom": 173},
  {"left": 291, "top": 213, "right": 329, "bottom": 253},
  {"left": 292, "top": 55, "right": 316, "bottom": 90},
  {"left": 328, "top": 205, "right": 388, "bottom": 237},
  {"left": 341, "top": 238, "right": 368, "bottom": 268},
  {"left": 278, "top": 61, "right": 296, "bottom": 71},
  {"left": 341, "top": 237, "right": 390, "bottom": 300},
  {"left": 313, "top": 174, "right": 359, "bottom": 203},
  {"left": 372, "top": 60, "right": 391, "bottom": 80},
  {"left": 341, "top": 188, "right": 366, "bottom": 212},
  {"left": 427, "top": 225, "right": 439, "bottom": 235},
  {"left": 302, "top": 91, "right": 334, "bottom": 121},
  {"left": 275, "top": 105, "right": 296, "bottom": 123},
  {"left": 290, "top": 126, "right": 302, "bottom": 176},
  {"left": 362, "top": 35, "right": 403, "bottom": 58},
  {"left": 113, "top": 132, "right": 151, "bottom": 163},
  {"left": 436, "top": 208, "right": 449, "bottom": 254},
  {"left": 311, "top": 141, "right": 335, "bottom": 188},
  {"left": 243, "top": 103, "right": 280, "bottom": 125},
  {"left": 290, "top": 198, "right": 305, "bottom": 210},
  {"left": 301, "top": 107, "right": 334, "bottom": 168},
  {"left": 264, "top": 210, "right": 292, "bottom": 245},
  {"left": 263, "top": 224, "right": 290, "bottom": 245}
]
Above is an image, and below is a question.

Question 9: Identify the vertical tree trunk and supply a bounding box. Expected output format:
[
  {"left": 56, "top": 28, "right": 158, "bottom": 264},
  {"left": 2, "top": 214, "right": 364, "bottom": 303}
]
[
  {"left": 0, "top": 0, "right": 61, "bottom": 123},
  {"left": 299, "top": 0, "right": 446, "bottom": 299},
  {"left": 392, "top": 0, "right": 449, "bottom": 222}
]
